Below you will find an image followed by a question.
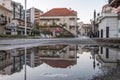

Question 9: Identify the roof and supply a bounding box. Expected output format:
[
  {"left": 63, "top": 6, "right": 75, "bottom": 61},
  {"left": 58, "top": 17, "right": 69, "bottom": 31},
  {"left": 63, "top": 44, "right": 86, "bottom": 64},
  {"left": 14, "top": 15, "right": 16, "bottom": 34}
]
[
  {"left": 41, "top": 59, "right": 76, "bottom": 68},
  {"left": 0, "top": 5, "right": 11, "bottom": 12},
  {"left": 41, "top": 8, "right": 77, "bottom": 17},
  {"left": 109, "top": 0, "right": 120, "bottom": 7}
]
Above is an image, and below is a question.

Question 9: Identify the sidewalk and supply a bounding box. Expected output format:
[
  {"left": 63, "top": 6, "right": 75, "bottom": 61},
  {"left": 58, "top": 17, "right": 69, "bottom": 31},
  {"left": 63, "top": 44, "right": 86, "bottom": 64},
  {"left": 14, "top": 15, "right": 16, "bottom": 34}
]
[{"left": 93, "top": 38, "right": 120, "bottom": 45}]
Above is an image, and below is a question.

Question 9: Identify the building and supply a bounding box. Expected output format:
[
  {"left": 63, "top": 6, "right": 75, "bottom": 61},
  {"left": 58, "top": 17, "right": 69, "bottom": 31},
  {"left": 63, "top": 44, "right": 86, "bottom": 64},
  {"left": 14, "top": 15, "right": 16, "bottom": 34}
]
[
  {"left": 38, "top": 45, "right": 77, "bottom": 68},
  {"left": 0, "top": 4, "right": 12, "bottom": 34},
  {"left": 78, "top": 22, "right": 92, "bottom": 36},
  {"left": 0, "top": 0, "right": 33, "bottom": 35},
  {"left": 11, "top": 1, "right": 24, "bottom": 20},
  {"left": 96, "top": 46, "right": 120, "bottom": 73},
  {"left": 26, "top": 7, "right": 43, "bottom": 27},
  {"left": 7, "top": 19, "right": 32, "bottom": 35},
  {"left": 40, "top": 8, "right": 78, "bottom": 36},
  {"left": 0, "top": 49, "right": 24, "bottom": 75},
  {"left": 0, "top": 0, "right": 11, "bottom": 10},
  {"left": 96, "top": 4, "right": 120, "bottom": 38},
  {"left": 96, "top": 0, "right": 120, "bottom": 38},
  {"left": 0, "top": 0, "right": 24, "bottom": 20}
]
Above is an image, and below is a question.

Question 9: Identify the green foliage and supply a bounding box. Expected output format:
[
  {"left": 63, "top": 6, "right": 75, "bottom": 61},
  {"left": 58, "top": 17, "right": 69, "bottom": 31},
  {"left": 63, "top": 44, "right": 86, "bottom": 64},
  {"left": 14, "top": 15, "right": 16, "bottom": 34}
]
[
  {"left": 43, "top": 23, "right": 47, "bottom": 26},
  {"left": 59, "top": 23, "right": 67, "bottom": 28},
  {"left": 41, "top": 30, "right": 52, "bottom": 35},
  {"left": 56, "top": 33, "right": 74, "bottom": 38},
  {"left": 0, "top": 34, "right": 28, "bottom": 38},
  {"left": 52, "top": 21, "right": 56, "bottom": 26},
  {"left": 31, "top": 28, "right": 40, "bottom": 36}
]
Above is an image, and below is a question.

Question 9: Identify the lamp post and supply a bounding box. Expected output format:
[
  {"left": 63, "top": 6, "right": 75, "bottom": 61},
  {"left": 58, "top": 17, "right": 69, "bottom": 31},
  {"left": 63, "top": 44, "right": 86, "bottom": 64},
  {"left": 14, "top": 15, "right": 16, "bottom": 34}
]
[{"left": 24, "top": 0, "right": 27, "bottom": 35}]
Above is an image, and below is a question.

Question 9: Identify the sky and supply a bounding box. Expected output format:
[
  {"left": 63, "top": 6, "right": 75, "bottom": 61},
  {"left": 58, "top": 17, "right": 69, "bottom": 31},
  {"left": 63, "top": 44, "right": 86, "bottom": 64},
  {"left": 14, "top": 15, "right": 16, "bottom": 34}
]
[{"left": 13, "top": 0, "right": 108, "bottom": 23}]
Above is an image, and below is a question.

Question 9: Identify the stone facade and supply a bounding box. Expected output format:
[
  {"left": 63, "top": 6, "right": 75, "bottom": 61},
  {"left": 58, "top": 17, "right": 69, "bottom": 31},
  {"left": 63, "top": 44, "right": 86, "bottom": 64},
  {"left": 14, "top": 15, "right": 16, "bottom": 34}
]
[{"left": 0, "top": 5, "right": 12, "bottom": 34}]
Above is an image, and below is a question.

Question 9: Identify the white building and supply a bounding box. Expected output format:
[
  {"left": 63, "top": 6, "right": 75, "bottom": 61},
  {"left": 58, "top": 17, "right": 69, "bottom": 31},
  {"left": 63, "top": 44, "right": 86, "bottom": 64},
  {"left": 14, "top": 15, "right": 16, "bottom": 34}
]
[
  {"left": 40, "top": 8, "right": 78, "bottom": 36},
  {"left": 97, "top": 4, "right": 120, "bottom": 38}
]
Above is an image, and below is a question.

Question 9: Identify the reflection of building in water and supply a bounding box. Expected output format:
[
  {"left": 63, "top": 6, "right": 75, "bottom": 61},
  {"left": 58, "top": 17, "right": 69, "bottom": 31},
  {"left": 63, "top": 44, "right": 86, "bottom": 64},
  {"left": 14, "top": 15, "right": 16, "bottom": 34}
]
[
  {"left": 96, "top": 47, "right": 120, "bottom": 72},
  {"left": 37, "top": 45, "right": 77, "bottom": 68},
  {"left": 0, "top": 48, "right": 24, "bottom": 75},
  {"left": 26, "top": 48, "right": 43, "bottom": 68},
  {"left": 41, "top": 59, "right": 76, "bottom": 68},
  {"left": 38, "top": 45, "right": 77, "bottom": 60}
]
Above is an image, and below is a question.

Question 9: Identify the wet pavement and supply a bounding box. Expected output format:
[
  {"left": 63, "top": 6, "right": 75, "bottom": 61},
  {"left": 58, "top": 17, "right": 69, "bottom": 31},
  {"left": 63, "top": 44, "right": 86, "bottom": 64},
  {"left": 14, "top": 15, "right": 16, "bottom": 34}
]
[{"left": 0, "top": 38, "right": 120, "bottom": 80}]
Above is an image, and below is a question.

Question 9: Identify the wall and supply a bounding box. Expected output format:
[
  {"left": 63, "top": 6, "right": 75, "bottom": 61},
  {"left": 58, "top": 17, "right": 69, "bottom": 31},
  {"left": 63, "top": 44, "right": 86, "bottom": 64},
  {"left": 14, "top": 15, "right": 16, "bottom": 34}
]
[
  {"left": 98, "top": 13, "right": 118, "bottom": 38},
  {"left": 40, "top": 16, "right": 77, "bottom": 36}
]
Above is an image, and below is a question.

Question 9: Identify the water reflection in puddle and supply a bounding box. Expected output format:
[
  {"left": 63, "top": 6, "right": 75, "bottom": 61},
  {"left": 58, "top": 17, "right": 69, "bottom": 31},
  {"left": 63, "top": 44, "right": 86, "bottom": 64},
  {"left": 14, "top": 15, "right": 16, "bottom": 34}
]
[{"left": 0, "top": 44, "right": 120, "bottom": 80}]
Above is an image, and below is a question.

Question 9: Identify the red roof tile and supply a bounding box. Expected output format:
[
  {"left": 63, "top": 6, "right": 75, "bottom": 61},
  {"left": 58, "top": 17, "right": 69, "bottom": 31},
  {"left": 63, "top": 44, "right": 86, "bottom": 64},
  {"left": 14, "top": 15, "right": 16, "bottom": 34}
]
[
  {"left": 41, "top": 8, "right": 76, "bottom": 17},
  {"left": 41, "top": 59, "right": 76, "bottom": 68}
]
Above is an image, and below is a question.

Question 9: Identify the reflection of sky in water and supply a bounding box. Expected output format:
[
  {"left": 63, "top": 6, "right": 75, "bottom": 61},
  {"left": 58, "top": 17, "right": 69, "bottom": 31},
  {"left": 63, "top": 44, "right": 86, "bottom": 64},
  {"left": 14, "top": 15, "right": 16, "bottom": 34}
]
[{"left": 0, "top": 45, "right": 120, "bottom": 80}]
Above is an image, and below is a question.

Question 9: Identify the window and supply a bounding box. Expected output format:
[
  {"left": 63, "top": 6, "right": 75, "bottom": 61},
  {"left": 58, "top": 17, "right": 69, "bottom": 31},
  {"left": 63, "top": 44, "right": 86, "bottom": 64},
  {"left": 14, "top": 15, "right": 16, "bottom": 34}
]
[
  {"left": 118, "top": 13, "right": 120, "bottom": 20},
  {"left": 9, "top": 17, "right": 10, "bottom": 23}
]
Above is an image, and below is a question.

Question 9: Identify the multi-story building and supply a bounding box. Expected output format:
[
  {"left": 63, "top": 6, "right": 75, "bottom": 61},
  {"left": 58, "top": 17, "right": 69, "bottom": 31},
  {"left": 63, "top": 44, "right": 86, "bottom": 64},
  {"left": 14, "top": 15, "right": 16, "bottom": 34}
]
[
  {"left": 0, "top": 0, "right": 23, "bottom": 20},
  {"left": 11, "top": 1, "right": 24, "bottom": 20},
  {"left": 0, "top": 4, "right": 12, "bottom": 34},
  {"left": 40, "top": 8, "right": 78, "bottom": 36},
  {"left": 78, "top": 22, "right": 92, "bottom": 36},
  {"left": 0, "top": 0, "right": 32, "bottom": 35},
  {"left": 26, "top": 7, "right": 43, "bottom": 27}
]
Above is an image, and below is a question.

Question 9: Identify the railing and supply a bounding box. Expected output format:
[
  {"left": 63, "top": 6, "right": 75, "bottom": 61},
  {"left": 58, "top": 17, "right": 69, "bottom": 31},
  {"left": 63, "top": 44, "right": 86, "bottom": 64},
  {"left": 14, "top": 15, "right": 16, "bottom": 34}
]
[
  {"left": 109, "top": 0, "right": 113, "bottom": 4},
  {"left": 0, "top": 15, "right": 7, "bottom": 25},
  {"left": 0, "top": 20, "right": 7, "bottom": 25}
]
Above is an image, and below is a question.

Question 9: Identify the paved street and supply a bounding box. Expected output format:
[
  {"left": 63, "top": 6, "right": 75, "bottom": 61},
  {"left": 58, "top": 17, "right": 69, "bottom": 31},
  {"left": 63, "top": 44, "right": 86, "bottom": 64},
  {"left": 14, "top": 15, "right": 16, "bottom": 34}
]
[
  {"left": 0, "top": 37, "right": 98, "bottom": 50},
  {"left": 0, "top": 37, "right": 96, "bottom": 45}
]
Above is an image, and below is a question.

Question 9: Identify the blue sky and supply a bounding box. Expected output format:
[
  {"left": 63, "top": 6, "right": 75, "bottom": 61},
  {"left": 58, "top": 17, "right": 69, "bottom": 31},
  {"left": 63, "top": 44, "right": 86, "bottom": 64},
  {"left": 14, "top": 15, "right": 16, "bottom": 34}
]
[{"left": 13, "top": 0, "right": 107, "bottom": 23}]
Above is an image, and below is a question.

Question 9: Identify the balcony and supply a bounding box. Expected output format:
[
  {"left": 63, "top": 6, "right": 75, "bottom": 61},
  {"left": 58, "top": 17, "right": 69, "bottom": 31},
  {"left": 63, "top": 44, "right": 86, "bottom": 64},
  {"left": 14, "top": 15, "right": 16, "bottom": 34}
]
[
  {"left": 96, "top": 13, "right": 117, "bottom": 23},
  {"left": 109, "top": 0, "right": 113, "bottom": 4},
  {"left": 109, "top": 0, "right": 120, "bottom": 7},
  {"left": 0, "top": 20, "right": 7, "bottom": 25},
  {"left": 0, "top": 15, "right": 7, "bottom": 25}
]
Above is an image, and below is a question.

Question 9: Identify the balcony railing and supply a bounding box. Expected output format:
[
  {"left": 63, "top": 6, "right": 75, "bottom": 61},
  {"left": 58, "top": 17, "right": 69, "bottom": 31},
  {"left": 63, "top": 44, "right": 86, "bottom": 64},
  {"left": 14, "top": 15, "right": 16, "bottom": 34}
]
[
  {"left": 109, "top": 0, "right": 120, "bottom": 7},
  {"left": 0, "top": 20, "right": 7, "bottom": 25},
  {"left": 109, "top": 0, "right": 113, "bottom": 4},
  {"left": 0, "top": 15, "right": 7, "bottom": 25}
]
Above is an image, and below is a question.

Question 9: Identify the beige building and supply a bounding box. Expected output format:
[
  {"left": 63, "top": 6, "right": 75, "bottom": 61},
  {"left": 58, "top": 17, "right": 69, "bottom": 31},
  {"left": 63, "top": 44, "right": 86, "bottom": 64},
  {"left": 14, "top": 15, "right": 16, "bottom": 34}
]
[
  {"left": 27, "top": 7, "right": 43, "bottom": 26},
  {"left": 8, "top": 19, "right": 32, "bottom": 35},
  {"left": 40, "top": 8, "right": 78, "bottom": 36},
  {"left": 0, "top": 0, "right": 24, "bottom": 20},
  {"left": 0, "top": 5, "right": 12, "bottom": 34},
  {"left": 78, "top": 22, "right": 92, "bottom": 36}
]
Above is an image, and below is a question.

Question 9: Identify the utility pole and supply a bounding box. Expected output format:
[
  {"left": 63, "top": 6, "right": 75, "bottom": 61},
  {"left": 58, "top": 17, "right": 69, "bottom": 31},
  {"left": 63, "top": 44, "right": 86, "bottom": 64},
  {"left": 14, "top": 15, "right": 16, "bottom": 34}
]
[
  {"left": 75, "top": 12, "right": 78, "bottom": 38},
  {"left": 93, "top": 10, "right": 96, "bottom": 37},
  {"left": 24, "top": 0, "right": 27, "bottom": 35}
]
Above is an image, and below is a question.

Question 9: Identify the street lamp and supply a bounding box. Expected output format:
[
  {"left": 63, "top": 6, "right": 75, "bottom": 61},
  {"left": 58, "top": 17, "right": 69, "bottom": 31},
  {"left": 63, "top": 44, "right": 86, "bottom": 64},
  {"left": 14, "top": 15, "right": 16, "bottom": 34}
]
[{"left": 24, "top": 0, "right": 27, "bottom": 35}]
